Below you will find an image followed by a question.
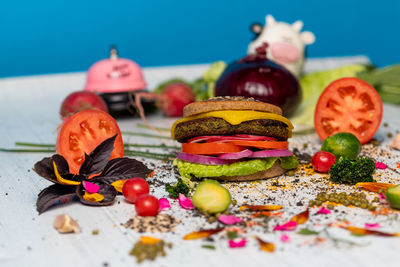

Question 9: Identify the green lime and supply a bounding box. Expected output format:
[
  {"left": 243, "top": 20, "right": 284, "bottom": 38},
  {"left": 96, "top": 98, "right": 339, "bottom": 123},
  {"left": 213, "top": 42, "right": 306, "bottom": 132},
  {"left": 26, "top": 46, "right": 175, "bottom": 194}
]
[
  {"left": 386, "top": 185, "right": 400, "bottom": 210},
  {"left": 321, "top": 132, "right": 361, "bottom": 160}
]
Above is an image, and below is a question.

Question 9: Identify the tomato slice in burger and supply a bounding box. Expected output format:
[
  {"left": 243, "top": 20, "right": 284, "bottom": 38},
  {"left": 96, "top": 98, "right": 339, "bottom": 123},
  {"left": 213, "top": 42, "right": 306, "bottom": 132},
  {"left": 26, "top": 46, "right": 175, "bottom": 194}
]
[
  {"left": 182, "top": 143, "right": 246, "bottom": 155},
  {"left": 56, "top": 110, "right": 124, "bottom": 174},
  {"left": 225, "top": 140, "right": 289, "bottom": 149},
  {"left": 314, "top": 77, "right": 383, "bottom": 144}
]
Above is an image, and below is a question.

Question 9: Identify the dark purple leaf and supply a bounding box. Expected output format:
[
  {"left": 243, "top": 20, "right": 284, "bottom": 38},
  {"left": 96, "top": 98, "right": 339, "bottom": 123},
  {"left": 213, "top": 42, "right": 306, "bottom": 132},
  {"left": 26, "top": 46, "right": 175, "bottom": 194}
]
[
  {"left": 33, "top": 155, "right": 82, "bottom": 185},
  {"left": 79, "top": 135, "right": 117, "bottom": 176},
  {"left": 36, "top": 184, "right": 77, "bottom": 214},
  {"left": 76, "top": 182, "right": 117, "bottom": 206},
  {"left": 95, "top": 157, "right": 152, "bottom": 183}
]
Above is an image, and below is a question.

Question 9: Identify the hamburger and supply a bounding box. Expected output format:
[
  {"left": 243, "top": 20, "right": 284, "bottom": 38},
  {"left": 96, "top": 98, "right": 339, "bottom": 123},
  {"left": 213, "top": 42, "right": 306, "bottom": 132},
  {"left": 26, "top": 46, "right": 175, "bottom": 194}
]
[{"left": 171, "top": 96, "right": 298, "bottom": 181}]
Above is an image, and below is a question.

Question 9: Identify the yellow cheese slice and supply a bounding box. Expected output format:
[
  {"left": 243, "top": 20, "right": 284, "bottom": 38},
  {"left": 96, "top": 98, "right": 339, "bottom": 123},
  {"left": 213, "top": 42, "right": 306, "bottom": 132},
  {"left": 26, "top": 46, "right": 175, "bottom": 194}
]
[{"left": 171, "top": 110, "right": 293, "bottom": 139}]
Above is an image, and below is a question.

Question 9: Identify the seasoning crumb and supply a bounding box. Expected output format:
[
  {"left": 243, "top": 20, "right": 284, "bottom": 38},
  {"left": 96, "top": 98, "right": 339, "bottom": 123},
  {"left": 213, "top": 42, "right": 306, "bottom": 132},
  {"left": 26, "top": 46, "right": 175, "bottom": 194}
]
[
  {"left": 92, "top": 229, "right": 99, "bottom": 235},
  {"left": 123, "top": 214, "right": 180, "bottom": 233}
]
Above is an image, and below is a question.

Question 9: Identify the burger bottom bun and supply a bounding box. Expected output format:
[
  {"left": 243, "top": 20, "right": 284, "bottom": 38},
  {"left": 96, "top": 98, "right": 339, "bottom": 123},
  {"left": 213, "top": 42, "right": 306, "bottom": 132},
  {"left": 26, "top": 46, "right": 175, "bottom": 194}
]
[{"left": 215, "top": 161, "right": 288, "bottom": 182}]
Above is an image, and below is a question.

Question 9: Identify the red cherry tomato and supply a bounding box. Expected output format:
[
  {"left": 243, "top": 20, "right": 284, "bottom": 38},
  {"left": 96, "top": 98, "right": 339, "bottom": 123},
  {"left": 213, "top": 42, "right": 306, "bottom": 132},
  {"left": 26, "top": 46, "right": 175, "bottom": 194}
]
[
  {"left": 312, "top": 151, "right": 336, "bottom": 173},
  {"left": 135, "top": 194, "right": 160, "bottom": 216},
  {"left": 122, "top": 178, "right": 150, "bottom": 203}
]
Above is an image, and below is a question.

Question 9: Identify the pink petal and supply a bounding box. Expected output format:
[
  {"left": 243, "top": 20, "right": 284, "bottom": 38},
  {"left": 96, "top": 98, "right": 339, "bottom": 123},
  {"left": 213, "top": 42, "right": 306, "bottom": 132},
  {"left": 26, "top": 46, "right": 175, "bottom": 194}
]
[
  {"left": 178, "top": 193, "right": 194, "bottom": 210},
  {"left": 316, "top": 206, "right": 331, "bottom": 215},
  {"left": 218, "top": 215, "right": 242, "bottom": 225},
  {"left": 159, "top": 198, "right": 171, "bottom": 211},
  {"left": 365, "top": 223, "right": 380, "bottom": 229},
  {"left": 280, "top": 234, "right": 290, "bottom": 242},
  {"left": 82, "top": 181, "right": 100, "bottom": 194},
  {"left": 273, "top": 220, "right": 297, "bottom": 231},
  {"left": 375, "top": 162, "right": 387, "bottom": 170},
  {"left": 228, "top": 238, "right": 247, "bottom": 248},
  {"left": 379, "top": 193, "right": 387, "bottom": 200}
]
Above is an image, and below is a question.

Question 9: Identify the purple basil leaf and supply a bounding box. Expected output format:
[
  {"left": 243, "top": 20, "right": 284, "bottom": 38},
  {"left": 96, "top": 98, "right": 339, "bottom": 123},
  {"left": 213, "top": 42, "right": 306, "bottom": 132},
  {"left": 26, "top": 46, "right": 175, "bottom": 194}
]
[
  {"left": 52, "top": 154, "right": 70, "bottom": 175},
  {"left": 78, "top": 153, "right": 93, "bottom": 175},
  {"left": 36, "top": 184, "right": 77, "bottom": 214},
  {"left": 95, "top": 157, "right": 152, "bottom": 183},
  {"left": 33, "top": 155, "right": 83, "bottom": 185},
  {"left": 76, "top": 182, "right": 117, "bottom": 206},
  {"left": 79, "top": 134, "right": 117, "bottom": 176}
]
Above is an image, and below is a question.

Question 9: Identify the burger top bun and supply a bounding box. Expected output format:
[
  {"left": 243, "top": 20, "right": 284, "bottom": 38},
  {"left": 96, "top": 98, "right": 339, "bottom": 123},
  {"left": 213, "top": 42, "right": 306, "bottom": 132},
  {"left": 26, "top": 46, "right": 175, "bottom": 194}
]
[{"left": 183, "top": 96, "right": 283, "bottom": 117}]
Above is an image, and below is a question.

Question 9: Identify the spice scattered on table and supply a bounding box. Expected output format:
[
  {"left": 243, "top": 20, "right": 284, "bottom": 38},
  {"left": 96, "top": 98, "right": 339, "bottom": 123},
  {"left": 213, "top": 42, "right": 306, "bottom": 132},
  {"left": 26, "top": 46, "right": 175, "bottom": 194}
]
[{"left": 123, "top": 214, "right": 180, "bottom": 233}]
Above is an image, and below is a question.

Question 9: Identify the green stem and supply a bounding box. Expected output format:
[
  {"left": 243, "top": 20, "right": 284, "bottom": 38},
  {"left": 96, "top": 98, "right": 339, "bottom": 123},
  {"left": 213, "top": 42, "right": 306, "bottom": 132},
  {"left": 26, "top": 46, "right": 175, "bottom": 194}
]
[
  {"left": 15, "top": 142, "right": 55, "bottom": 148},
  {"left": 124, "top": 143, "right": 179, "bottom": 150},
  {"left": 121, "top": 131, "right": 172, "bottom": 140},
  {"left": 125, "top": 150, "right": 176, "bottom": 158},
  {"left": 0, "top": 148, "right": 56, "bottom": 153},
  {"left": 136, "top": 123, "right": 170, "bottom": 132}
]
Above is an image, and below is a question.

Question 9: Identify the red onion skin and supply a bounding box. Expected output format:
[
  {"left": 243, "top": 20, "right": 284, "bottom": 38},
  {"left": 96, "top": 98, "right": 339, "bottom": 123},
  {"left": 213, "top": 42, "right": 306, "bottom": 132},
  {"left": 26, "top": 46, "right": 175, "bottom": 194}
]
[
  {"left": 215, "top": 59, "right": 301, "bottom": 116},
  {"left": 177, "top": 152, "right": 236, "bottom": 165}
]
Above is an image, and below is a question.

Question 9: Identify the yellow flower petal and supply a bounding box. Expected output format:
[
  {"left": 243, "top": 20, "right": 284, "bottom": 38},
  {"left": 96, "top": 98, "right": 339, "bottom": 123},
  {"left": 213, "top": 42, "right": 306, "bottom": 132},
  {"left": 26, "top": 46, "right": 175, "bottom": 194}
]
[
  {"left": 53, "top": 161, "right": 81, "bottom": 185},
  {"left": 83, "top": 192, "right": 104, "bottom": 202}
]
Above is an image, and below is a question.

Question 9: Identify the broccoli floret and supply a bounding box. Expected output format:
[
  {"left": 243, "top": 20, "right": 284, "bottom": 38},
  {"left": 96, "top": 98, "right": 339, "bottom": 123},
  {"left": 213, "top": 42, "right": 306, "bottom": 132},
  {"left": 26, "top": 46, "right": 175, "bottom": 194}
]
[
  {"left": 329, "top": 157, "right": 375, "bottom": 184},
  {"left": 165, "top": 178, "right": 190, "bottom": 199}
]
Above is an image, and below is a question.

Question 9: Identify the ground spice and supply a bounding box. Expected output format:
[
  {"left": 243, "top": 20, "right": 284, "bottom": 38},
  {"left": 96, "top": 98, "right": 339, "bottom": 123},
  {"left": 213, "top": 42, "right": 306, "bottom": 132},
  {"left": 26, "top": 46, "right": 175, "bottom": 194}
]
[{"left": 123, "top": 214, "right": 180, "bottom": 233}]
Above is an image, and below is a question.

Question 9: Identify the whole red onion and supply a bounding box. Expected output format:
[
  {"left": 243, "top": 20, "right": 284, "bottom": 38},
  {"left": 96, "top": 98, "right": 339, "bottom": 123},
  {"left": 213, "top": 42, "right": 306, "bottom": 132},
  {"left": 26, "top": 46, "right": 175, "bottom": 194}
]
[{"left": 215, "top": 43, "right": 301, "bottom": 116}]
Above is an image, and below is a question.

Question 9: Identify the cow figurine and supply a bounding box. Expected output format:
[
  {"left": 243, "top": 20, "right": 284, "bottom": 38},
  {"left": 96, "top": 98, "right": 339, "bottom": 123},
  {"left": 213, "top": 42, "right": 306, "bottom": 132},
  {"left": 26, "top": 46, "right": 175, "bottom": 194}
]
[{"left": 248, "top": 15, "right": 315, "bottom": 77}]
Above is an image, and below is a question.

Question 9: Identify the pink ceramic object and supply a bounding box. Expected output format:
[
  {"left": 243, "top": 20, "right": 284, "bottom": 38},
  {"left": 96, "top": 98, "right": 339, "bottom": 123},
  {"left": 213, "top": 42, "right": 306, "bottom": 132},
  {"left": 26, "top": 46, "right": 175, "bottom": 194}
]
[{"left": 84, "top": 47, "right": 146, "bottom": 93}]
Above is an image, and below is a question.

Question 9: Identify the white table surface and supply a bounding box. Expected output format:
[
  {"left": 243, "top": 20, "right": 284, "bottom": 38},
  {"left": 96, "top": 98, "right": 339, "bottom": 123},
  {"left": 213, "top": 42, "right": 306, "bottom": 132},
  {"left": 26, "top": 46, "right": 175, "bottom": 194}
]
[{"left": 1, "top": 56, "right": 400, "bottom": 267}]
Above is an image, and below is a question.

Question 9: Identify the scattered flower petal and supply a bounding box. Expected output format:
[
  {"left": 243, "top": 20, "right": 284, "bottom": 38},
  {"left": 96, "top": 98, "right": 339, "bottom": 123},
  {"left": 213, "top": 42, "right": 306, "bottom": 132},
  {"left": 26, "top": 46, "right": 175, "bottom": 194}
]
[
  {"left": 290, "top": 209, "right": 309, "bottom": 224},
  {"left": 218, "top": 215, "right": 242, "bottom": 225},
  {"left": 255, "top": 236, "right": 275, "bottom": 252},
  {"left": 355, "top": 182, "right": 396, "bottom": 193},
  {"left": 82, "top": 192, "right": 104, "bottom": 202},
  {"left": 365, "top": 223, "right": 380, "bottom": 229},
  {"left": 316, "top": 206, "right": 331, "bottom": 215},
  {"left": 178, "top": 193, "right": 194, "bottom": 210},
  {"left": 82, "top": 181, "right": 100, "bottom": 194},
  {"left": 273, "top": 221, "right": 297, "bottom": 231},
  {"left": 111, "top": 179, "right": 127, "bottom": 193},
  {"left": 379, "top": 193, "right": 387, "bottom": 200},
  {"left": 344, "top": 226, "right": 400, "bottom": 237},
  {"left": 183, "top": 228, "right": 224, "bottom": 240},
  {"left": 159, "top": 198, "right": 171, "bottom": 211},
  {"left": 140, "top": 236, "right": 161, "bottom": 245},
  {"left": 239, "top": 205, "right": 282, "bottom": 211},
  {"left": 375, "top": 162, "right": 387, "bottom": 169},
  {"left": 229, "top": 238, "right": 247, "bottom": 248},
  {"left": 280, "top": 234, "right": 290, "bottom": 242}
]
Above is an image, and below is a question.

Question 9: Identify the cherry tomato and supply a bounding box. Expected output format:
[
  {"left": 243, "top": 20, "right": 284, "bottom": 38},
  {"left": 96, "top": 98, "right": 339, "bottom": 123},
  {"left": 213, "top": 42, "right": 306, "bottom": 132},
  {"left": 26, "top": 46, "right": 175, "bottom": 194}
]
[
  {"left": 122, "top": 178, "right": 150, "bottom": 203},
  {"left": 135, "top": 194, "right": 160, "bottom": 216},
  {"left": 56, "top": 110, "right": 124, "bottom": 174},
  {"left": 312, "top": 151, "right": 336, "bottom": 173},
  {"left": 314, "top": 77, "right": 383, "bottom": 144}
]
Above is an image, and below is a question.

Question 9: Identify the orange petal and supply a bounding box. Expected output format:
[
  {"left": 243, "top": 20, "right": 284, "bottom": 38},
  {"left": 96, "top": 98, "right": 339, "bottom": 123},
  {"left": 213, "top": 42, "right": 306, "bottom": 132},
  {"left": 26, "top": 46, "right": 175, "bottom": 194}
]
[
  {"left": 251, "top": 211, "right": 284, "bottom": 218},
  {"left": 344, "top": 226, "right": 400, "bottom": 237},
  {"left": 290, "top": 209, "right": 309, "bottom": 224},
  {"left": 140, "top": 236, "right": 161, "bottom": 245},
  {"left": 83, "top": 192, "right": 104, "bottom": 202},
  {"left": 355, "top": 182, "right": 396, "bottom": 193},
  {"left": 53, "top": 161, "right": 81, "bottom": 185},
  {"left": 111, "top": 179, "right": 127, "bottom": 193},
  {"left": 240, "top": 205, "right": 283, "bottom": 211},
  {"left": 255, "top": 236, "right": 275, "bottom": 252},
  {"left": 183, "top": 228, "right": 224, "bottom": 240}
]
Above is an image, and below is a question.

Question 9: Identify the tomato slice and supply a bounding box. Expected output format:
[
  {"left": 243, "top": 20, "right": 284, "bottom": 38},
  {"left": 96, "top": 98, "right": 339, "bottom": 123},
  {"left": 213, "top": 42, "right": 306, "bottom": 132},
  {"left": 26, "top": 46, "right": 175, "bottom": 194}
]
[
  {"left": 182, "top": 143, "right": 246, "bottom": 155},
  {"left": 56, "top": 110, "right": 124, "bottom": 174},
  {"left": 225, "top": 140, "right": 288, "bottom": 149},
  {"left": 314, "top": 77, "right": 383, "bottom": 144}
]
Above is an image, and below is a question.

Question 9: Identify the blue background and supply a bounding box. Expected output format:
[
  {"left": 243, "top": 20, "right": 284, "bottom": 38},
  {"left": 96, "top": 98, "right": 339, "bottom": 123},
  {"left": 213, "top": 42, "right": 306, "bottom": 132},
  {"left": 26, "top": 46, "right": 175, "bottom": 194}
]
[{"left": 0, "top": 0, "right": 399, "bottom": 78}]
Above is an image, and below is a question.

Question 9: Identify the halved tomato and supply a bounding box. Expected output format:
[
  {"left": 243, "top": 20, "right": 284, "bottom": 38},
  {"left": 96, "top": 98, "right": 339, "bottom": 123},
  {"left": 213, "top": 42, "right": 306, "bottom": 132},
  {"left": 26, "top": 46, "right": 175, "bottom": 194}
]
[
  {"left": 225, "top": 140, "right": 288, "bottom": 149},
  {"left": 314, "top": 77, "right": 383, "bottom": 144},
  {"left": 56, "top": 110, "right": 124, "bottom": 174},
  {"left": 182, "top": 143, "right": 246, "bottom": 155}
]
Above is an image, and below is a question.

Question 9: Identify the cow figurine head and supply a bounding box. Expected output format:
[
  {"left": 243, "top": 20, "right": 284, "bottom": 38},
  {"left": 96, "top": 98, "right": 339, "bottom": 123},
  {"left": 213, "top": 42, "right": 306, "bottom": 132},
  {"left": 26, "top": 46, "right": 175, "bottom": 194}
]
[{"left": 247, "top": 15, "right": 315, "bottom": 77}]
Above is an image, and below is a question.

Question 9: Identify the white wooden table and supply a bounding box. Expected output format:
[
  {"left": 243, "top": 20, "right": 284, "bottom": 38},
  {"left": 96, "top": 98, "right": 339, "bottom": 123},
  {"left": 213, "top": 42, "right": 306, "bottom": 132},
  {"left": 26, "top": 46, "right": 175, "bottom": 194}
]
[{"left": 1, "top": 57, "right": 400, "bottom": 267}]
